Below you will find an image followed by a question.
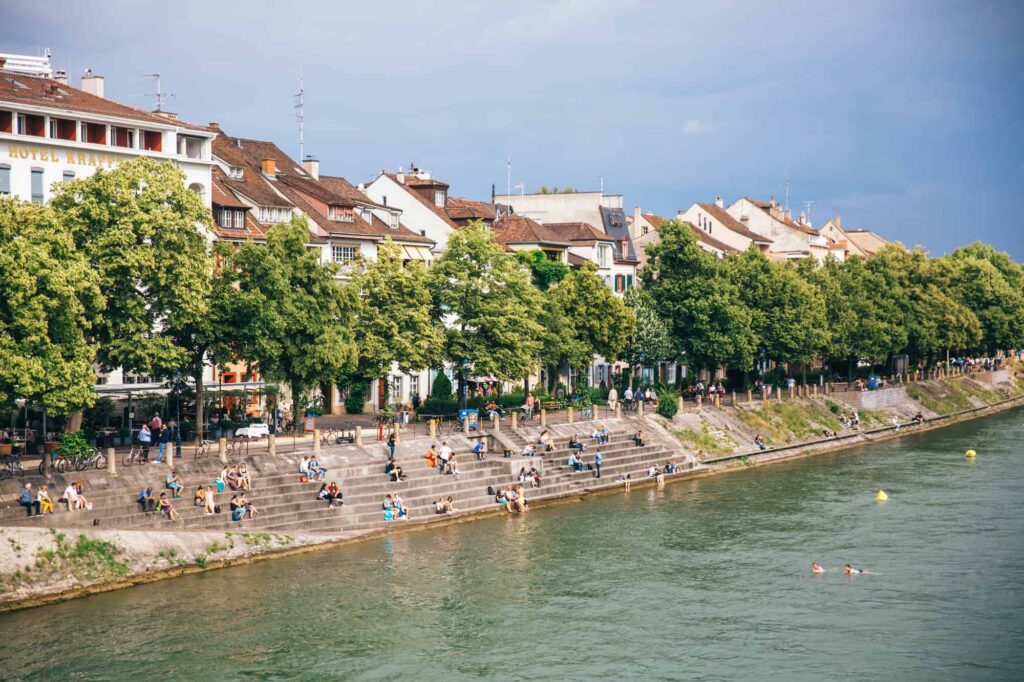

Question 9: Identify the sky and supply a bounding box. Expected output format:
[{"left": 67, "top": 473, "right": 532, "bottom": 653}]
[{"left": 3, "top": 0, "right": 1022, "bottom": 259}]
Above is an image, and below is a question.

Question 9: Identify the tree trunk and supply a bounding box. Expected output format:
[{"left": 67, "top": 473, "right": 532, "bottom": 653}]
[
  {"left": 65, "top": 411, "right": 83, "bottom": 433},
  {"left": 194, "top": 369, "right": 204, "bottom": 444},
  {"left": 523, "top": 375, "right": 530, "bottom": 398}
]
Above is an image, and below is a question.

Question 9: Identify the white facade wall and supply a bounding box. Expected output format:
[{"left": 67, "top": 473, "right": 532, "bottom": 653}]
[
  {"left": 364, "top": 174, "right": 453, "bottom": 251},
  {"left": 726, "top": 198, "right": 833, "bottom": 261},
  {"left": 678, "top": 204, "right": 755, "bottom": 252}
]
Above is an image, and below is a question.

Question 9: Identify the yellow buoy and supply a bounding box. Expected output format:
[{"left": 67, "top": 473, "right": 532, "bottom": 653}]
[
  {"left": 876, "top": 490, "right": 888, "bottom": 501},
  {"left": 966, "top": 449, "right": 977, "bottom": 458}
]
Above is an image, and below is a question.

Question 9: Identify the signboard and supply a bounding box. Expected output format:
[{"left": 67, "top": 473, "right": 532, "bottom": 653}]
[
  {"left": 458, "top": 409, "right": 479, "bottom": 429},
  {"left": 304, "top": 416, "right": 316, "bottom": 432}
]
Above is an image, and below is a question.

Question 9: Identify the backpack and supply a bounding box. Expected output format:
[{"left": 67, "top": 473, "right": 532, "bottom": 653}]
[
  {"left": 214, "top": 504, "right": 222, "bottom": 514},
  {"left": 487, "top": 485, "right": 495, "bottom": 496}
]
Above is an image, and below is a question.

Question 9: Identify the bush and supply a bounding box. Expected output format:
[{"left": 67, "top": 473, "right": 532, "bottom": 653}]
[
  {"left": 418, "top": 397, "right": 458, "bottom": 416},
  {"left": 55, "top": 432, "right": 91, "bottom": 458},
  {"left": 345, "top": 383, "right": 367, "bottom": 415},
  {"left": 431, "top": 371, "right": 453, "bottom": 400},
  {"left": 657, "top": 398, "right": 679, "bottom": 419}
]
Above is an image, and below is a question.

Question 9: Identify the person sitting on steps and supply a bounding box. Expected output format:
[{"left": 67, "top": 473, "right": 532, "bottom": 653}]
[
  {"left": 156, "top": 492, "right": 179, "bottom": 521},
  {"left": 568, "top": 435, "right": 585, "bottom": 452},
  {"left": 538, "top": 430, "right": 554, "bottom": 452},
  {"left": 166, "top": 470, "right": 184, "bottom": 498},
  {"left": 633, "top": 430, "right": 645, "bottom": 447},
  {"left": 385, "top": 456, "right": 406, "bottom": 482},
  {"left": 138, "top": 487, "right": 156, "bottom": 514}
]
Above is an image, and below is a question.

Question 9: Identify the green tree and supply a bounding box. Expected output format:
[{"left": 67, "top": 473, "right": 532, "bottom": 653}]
[
  {"left": 349, "top": 238, "right": 443, "bottom": 381},
  {"left": 541, "top": 262, "right": 635, "bottom": 390},
  {"left": 935, "top": 254, "right": 1024, "bottom": 354},
  {"left": 430, "top": 370, "right": 453, "bottom": 400},
  {"left": 219, "top": 217, "right": 358, "bottom": 430},
  {"left": 0, "top": 199, "right": 103, "bottom": 415},
  {"left": 621, "top": 286, "right": 672, "bottom": 381},
  {"left": 429, "top": 223, "right": 543, "bottom": 403},
  {"left": 514, "top": 249, "right": 570, "bottom": 291},
  {"left": 642, "top": 221, "right": 755, "bottom": 373},
  {"left": 727, "top": 247, "right": 828, "bottom": 374},
  {"left": 52, "top": 157, "right": 212, "bottom": 380}
]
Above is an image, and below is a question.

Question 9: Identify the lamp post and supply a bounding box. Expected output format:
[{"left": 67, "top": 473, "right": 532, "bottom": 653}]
[{"left": 14, "top": 397, "right": 27, "bottom": 445}]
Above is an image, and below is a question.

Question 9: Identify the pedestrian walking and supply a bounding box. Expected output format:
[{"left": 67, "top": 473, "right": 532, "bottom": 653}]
[{"left": 594, "top": 450, "right": 603, "bottom": 479}]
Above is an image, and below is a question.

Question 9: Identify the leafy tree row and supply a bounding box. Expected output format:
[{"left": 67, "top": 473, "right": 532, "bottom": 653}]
[{"left": 640, "top": 220, "right": 1024, "bottom": 380}]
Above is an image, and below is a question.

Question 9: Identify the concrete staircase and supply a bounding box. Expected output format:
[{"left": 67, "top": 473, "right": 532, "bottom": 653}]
[{"left": 0, "top": 419, "right": 697, "bottom": 536}]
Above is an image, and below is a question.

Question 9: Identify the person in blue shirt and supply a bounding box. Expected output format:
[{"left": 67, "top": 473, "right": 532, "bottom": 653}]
[
  {"left": 472, "top": 441, "right": 486, "bottom": 461},
  {"left": 593, "top": 450, "right": 603, "bottom": 478},
  {"left": 19, "top": 483, "right": 41, "bottom": 517}
]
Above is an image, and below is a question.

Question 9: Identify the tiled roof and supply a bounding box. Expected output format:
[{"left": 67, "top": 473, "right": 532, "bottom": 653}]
[
  {"left": 210, "top": 170, "right": 266, "bottom": 241},
  {"left": 567, "top": 252, "right": 590, "bottom": 267},
  {"left": 318, "top": 175, "right": 385, "bottom": 209},
  {"left": 844, "top": 230, "right": 888, "bottom": 256},
  {"left": 543, "top": 221, "right": 613, "bottom": 243},
  {"left": 212, "top": 135, "right": 294, "bottom": 208},
  {"left": 696, "top": 203, "right": 773, "bottom": 243},
  {"left": 642, "top": 213, "right": 667, "bottom": 230},
  {"left": 0, "top": 69, "right": 209, "bottom": 131},
  {"left": 210, "top": 167, "right": 249, "bottom": 208},
  {"left": 447, "top": 197, "right": 497, "bottom": 222},
  {"left": 741, "top": 197, "right": 819, "bottom": 236},
  {"left": 492, "top": 215, "right": 570, "bottom": 248},
  {"left": 599, "top": 206, "right": 637, "bottom": 260}
]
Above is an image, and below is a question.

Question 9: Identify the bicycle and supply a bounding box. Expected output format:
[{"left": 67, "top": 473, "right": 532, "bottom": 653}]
[
  {"left": 225, "top": 437, "right": 246, "bottom": 458},
  {"left": 74, "top": 448, "right": 107, "bottom": 471},
  {"left": 38, "top": 453, "right": 72, "bottom": 475},
  {"left": 0, "top": 455, "right": 24, "bottom": 481},
  {"left": 122, "top": 445, "right": 144, "bottom": 467},
  {"left": 194, "top": 439, "right": 214, "bottom": 460}
]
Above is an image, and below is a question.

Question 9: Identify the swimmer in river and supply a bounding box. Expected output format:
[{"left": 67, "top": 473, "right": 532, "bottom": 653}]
[
  {"left": 811, "top": 561, "right": 825, "bottom": 574},
  {"left": 844, "top": 564, "right": 862, "bottom": 575}
]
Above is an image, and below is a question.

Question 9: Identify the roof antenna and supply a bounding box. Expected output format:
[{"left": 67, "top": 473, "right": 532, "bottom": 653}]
[
  {"left": 599, "top": 175, "right": 604, "bottom": 194},
  {"left": 143, "top": 73, "right": 174, "bottom": 112},
  {"left": 294, "top": 73, "right": 305, "bottom": 162},
  {"left": 784, "top": 173, "right": 790, "bottom": 213},
  {"left": 803, "top": 200, "right": 813, "bottom": 224}
]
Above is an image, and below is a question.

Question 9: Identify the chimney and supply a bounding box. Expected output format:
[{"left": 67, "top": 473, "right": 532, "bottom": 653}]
[
  {"left": 715, "top": 196, "right": 724, "bottom": 209},
  {"left": 799, "top": 211, "right": 806, "bottom": 224},
  {"left": 784, "top": 209, "right": 791, "bottom": 222},
  {"left": 261, "top": 158, "right": 277, "bottom": 178},
  {"left": 208, "top": 122, "right": 221, "bottom": 131},
  {"left": 769, "top": 195, "right": 776, "bottom": 208},
  {"left": 834, "top": 213, "right": 842, "bottom": 228},
  {"left": 633, "top": 205, "right": 641, "bottom": 227},
  {"left": 396, "top": 172, "right": 405, "bottom": 184},
  {"left": 0, "top": 57, "right": 6, "bottom": 69},
  {"left": 302, "top": 156, "right": 319, "bottom": 180},
  {"left": 676, "top": 209, "right": 686, "bottom": 221},
  {"left": 81, "top": 70, "right": 104, "bottom": 98},
  {"left": 53, "top": 69, "right": 69, "bottom": 85}
]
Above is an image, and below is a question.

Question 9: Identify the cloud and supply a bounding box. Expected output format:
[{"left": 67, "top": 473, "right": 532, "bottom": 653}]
[{"left": 681, "top": 119, "right": 717, "bottom": 136}]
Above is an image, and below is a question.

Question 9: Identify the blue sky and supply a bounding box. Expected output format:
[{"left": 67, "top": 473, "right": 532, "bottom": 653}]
[{"left": 3, "top": 0, "right": 1022, "bottom": 259}]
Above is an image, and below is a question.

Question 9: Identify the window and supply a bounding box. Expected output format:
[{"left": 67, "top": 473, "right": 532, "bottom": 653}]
[
  {"left": 234, "top": 210, "right": 244, "bottom": 229},
  {"left": 0, "top": 164, "right": 10, "bottom": 196},
  {"left": 227, "top": 165, "right": 244, "bottom": 180},
  {"left": 177, "top": 135, "right": 205, "bottom": 159},
  {"left": 642, "top": 224, "right": 648, "bottom": 236},
  {"left": 434, "top": 190, "right": 445, "bottom": 207},
  {"left": 389, "top": 213, "right": 399, "bottom": 229},
  {"left": 409, "top": 374, "right": 419, "bottom": 399},
  {"left": 258, "top": 207, "right": 291, "bottom": 223},
  {"left": 111, "top": 126, "right": 135, "bottom": 148},
  {"left": 62, "top": 170, "right": 75, "bottom": 183},
  {"left": 626, "top": 274, "right": 633, "bottom": 289},
  {"left": 81, "top": 121, "right": 106, "bottom": 144},
  {"left": 17, "top": 113, "right": 44, "bottom": 136},
  {"left": 596, "top": 244, "right": 611, "bottom": 268},
  {"left": 332, "top": 245, "right": 357, "bottom": 262},
  {"left": 614, "top": 274, "right": 624, "bottom": 293},
  {"left": 49, "top": 117, "right": 76, "bottom": 141},
  {"left": 328, "top": 206, "right": 354, "bottom": 222},
  {"left": 31, "top": 168, "right": 44, "bottom": 203}
]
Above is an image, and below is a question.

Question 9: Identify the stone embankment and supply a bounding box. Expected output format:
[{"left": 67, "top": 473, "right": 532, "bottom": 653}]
[{"left": 1, "top": 366, "right": 1020, "bottom": 611}]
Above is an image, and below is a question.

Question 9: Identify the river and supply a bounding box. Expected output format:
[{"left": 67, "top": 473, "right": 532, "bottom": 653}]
[{"left": 1, "top": 408, "right": 1022, "bottom": 680}]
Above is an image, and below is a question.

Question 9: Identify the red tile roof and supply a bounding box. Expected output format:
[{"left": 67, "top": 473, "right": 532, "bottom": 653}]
[
  {"left": 681, "top": 221, "right": 737, "bottom": 254},
  {"left": 0, "top": 69, "right": 209, "bottom": 131},
  {"left": 543, "top": 221, "right": 613, "bottom": 243},
  {"left": 492, "top": 215, "right": 570, "bottom": 248},
  {"left": 447, "top": 196, "right": 497, "bottom": 222},
  {"left": 696, "top": 203, "right": 773, "bottom": 243}
]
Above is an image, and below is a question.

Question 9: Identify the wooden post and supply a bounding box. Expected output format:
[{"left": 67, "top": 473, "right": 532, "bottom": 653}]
[
  {"left": 106, "top": 447, "right": 116, "bottom": 475},
  {"left": 267, "top": 434, "right": 276, "bottom": 456},
  {"left": 313, "top": 429, "right": 321, "bottom": 452},
  {"left": 218, "top": 437, "right": 227, "bottom": 464},
  {"left": 567, "top": 406, "right": 574, "bottom": 424},
  {"left": 510, "top": 411, "right": 518, "bottom": 430},
  {"left": 355, "top": 425, "right": 363, "bottom": 447},
  {"left": 540, "top": 409, "right": 547, "bottom": 427}
]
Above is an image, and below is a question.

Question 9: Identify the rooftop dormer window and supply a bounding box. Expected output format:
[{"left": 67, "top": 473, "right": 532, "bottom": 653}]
[
  {"left": 389, "top": 213, "right": 399, "bottom": 229},
  {"left": 434, "top": 190, "right": 445, "bottom": 207},
  {"left": 227, "top": 166, "right": 244, "bottom": 180},
  {"left": 328, "top": 206, "right": 355, "bottom": 222}
]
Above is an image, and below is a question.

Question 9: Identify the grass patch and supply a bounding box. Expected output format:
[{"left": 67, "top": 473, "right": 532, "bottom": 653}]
[
  {"left": 671, "top": 425, "right": 735, "bottom": 456},
  {"left": 736, "top": 400, "right": 844, "bottom": 444},
  {"left": 6, "top": 530, "right": 130, "bottom": 588}
]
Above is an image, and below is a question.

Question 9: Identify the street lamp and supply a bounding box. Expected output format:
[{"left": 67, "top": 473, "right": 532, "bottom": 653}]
[
  {"left": 174, "top": 370, "right": 183, "bottom": 459},
  {"left": 14, "top": 397, "right": 27, "bottom": 443}
]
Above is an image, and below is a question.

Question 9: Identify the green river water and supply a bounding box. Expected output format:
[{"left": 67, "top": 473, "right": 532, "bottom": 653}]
[{"left": 1, "top": 408, "right": 1022, "bottom": 680}]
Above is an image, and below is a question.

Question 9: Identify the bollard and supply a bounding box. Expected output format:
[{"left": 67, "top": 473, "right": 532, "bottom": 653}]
[
  {"left": 313, "top": 429, "right": 321, "bottom": 452},
  {"left": 567, "top": 406, "right": 574, "bottom": 424},
  {"left": 267, "top": 434, "right": 276, "bottom": 456},
  {"left": 167, "top": 443, "right": 174, "bottom": 468},
  {"left": 776, "top": 386, "right": 782, "bottom": 401},
  {"left": 510, "top": 411, "right": 518, "bottom": 430},
  {"left": 540, "top": 409, "right": 547, "bottom": 427},
  {"left": 813, "top": 384, "right": 818, "bottom": 397},
  {"left": 107, "top": 447, "right": 116, "bottom": 476},
  {"left": 463, "top": 417, "right": 470, "bottom": 435},
  {"left": 731, "top": 391, "right": 737, "bottom": 406},
  {"left": 492, "top": 413, "right": 501, "bottom": 432},
  {"left": 696, "top": 394, "right": 703, "bottom": 409},
  {"left": 715, "top": 393, "right": 721, "bottom": 408},
  {"left": 677, "top": 396, "right": 684, "bottom": 412},
  {"left": 355, "top": 425, "right": 363, "bottom": 447},
  {"left": 615, "top": 404, "right": 622, "bottom": 418},
  {"left": 394, "top": 424, "right": 401, "bottom": 443},
  {"left": 218, "top": 437, "right": 227, "bottom": 464},
  {"left": 747, "top": 389, "right": 753, "bottom": 404},
  {"left": 428, "top": 419, "right": 436, "bottom": 440},
  {"left": 637, "top": 400, "right": 644, "bottom": 417}
]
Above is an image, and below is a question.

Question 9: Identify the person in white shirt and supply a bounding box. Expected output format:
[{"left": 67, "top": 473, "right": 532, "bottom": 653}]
[
  {"left": 63, "top": 483, "right": 80, "bottom": 511},
  {"left": 624, "top": 387, "right": 634, "bottom": 403},
  {"left": 439, "top": 442, "right": 453, "bottom": 466}
]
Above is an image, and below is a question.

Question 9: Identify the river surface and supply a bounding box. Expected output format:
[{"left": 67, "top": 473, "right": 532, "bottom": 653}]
[{"left": 2, "top": 408, "right": 1023, "bottom": 680}]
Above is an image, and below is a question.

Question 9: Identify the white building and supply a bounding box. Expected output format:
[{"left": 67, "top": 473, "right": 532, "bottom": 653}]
[
  {"left": 726, "top": 196, "right": 844, "bottom": 262},
  {"left": 0, "top": 60, "right": 215, "bottom": 208},
  {"left": 676, "top": 199, "right": 773, "bottom": 254}
]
